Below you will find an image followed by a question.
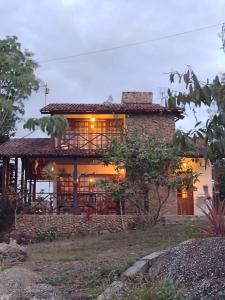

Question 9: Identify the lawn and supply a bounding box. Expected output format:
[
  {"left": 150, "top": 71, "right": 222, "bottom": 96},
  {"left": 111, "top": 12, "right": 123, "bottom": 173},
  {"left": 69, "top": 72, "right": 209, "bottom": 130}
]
[{"left": 24, "top": 222, "right": 202, "bottom": 299}]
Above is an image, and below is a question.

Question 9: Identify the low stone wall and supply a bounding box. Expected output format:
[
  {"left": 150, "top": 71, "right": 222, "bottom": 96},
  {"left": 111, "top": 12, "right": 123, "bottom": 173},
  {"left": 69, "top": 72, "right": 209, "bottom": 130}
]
[{"left": 15, "top": 214, "right": 141, "bottom": 235}]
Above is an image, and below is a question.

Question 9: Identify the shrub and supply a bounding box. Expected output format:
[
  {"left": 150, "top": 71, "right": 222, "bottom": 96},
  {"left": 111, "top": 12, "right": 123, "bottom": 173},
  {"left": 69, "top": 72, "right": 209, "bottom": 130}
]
[
  {"left": 200, "top": 197, "right": 225, "bottom": 236},
  {"left": 36, "top": 227, "right": 61, "bottom": 242},
  {"left": 0, "top": 200, "right": 14, "bottom": 232}
]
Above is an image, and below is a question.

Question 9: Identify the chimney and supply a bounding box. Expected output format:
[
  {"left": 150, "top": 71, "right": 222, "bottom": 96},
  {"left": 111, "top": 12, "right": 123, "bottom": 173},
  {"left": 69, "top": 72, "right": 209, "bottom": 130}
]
[{"left": 122, "top": 92, "right": 153, "bottom": 104}]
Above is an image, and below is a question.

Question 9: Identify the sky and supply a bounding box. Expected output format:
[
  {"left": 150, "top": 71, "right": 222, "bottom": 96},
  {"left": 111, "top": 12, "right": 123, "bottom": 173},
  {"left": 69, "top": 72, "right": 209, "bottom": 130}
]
[{"left": 1, "top": 0, "right": 225, "bottom": 137}]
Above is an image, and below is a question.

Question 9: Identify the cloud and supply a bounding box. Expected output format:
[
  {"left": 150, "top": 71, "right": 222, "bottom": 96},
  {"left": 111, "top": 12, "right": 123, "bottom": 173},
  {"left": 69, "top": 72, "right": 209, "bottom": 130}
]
[{"left": 0, "top": 0, "right": 225, "bottom": 136}]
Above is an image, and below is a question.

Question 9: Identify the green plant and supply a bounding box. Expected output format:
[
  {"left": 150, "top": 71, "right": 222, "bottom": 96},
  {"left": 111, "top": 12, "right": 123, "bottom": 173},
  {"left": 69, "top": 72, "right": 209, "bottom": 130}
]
[
  {"left": 36, "top": 227, "right": 61, "bottom": 242},
  {"left": 99, "top": 133, "right": 199, "bottom": 224},
  {"left": 200, "top": 197, "right": 225, "bottom": 236},
  {"left": 0, "top": 200, "right": 14, "bottom": 232},
  {"left": 118, "top": 281, "right": 195, "bottom": 300},
  {"left": 183, "top": 224, "right": 204, "bottom": 239}
]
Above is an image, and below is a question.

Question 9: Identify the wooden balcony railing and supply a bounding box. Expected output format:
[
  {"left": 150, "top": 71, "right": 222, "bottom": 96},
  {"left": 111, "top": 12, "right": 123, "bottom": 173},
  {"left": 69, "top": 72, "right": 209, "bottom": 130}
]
[{"left": 57, "top": 131, "right": 123, "bottom": 150}]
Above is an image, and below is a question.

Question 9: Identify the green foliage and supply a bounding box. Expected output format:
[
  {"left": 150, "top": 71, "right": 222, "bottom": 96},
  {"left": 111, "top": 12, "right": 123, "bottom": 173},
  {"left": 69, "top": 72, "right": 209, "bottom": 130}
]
[
  {"left": 98, "top": 177, "right": 126, "bottom": 203},
  {"left": 0, "top": 200, "right": 14, "bottom": 232},
  {"left": 200, "top": 197, "right": 225, "bottom": 236},
  {"left": 36, "top": 227, "right": 61, "bottom": 242},
  {"left": 24, "top": 115, "right": 68, "bottom": 138},
  {"left": 99, "top": 133, "right": 199, "bottom": 222},
  {"left": 0, "top": 36, "right": 39, "bottom": 139},
  {"left": 117, "top": 280, "right": 195, "bottom": 300},
  {"left": 183, "top": 224, "right": 204, "bottom": 239},
  {"left": 168, "top": 66, "right": 225, "bottom": 164}
]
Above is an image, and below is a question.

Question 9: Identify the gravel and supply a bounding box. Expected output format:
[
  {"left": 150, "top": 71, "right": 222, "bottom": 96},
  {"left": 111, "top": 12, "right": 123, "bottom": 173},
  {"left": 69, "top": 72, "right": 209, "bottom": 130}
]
[{"left": 149, "top": 237, "right": 225, "bottom": 299}]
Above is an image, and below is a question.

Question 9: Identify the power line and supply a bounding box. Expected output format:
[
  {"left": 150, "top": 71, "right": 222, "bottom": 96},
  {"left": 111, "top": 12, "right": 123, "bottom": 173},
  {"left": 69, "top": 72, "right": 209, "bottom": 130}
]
[{"left": 40, "top": 22, "right": 224, "bottom": 64}]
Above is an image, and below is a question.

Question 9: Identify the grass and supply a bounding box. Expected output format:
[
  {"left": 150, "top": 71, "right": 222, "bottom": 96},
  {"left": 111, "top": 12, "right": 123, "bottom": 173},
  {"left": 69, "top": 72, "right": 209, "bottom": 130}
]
[
  {"left": 114, "top": 280, "right": 196, "bottom": 300},
  {"left": 25, "top": 221, "right": 207, "bottom": 299}
]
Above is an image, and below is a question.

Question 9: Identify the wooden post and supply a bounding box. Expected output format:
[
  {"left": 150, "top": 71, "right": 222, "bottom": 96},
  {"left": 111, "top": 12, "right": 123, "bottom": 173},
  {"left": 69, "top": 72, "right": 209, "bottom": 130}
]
[
  {"left": 21, "top": 158, "right": 25, "bottom": 200},
  {"left": 14, "top": 157, "right": 18, "bottom": 193},
  {"left": 28, "top": 161, "right": 32, "bottom": 206},
  {"left": 72, "top": 159, "right": 79, "bottom": 213},
  {"left": 2, "top": 157, "right": 9, "bottom": 200},
  {"left": 24, "top": 159, "right": 28, "bottom": 204}
]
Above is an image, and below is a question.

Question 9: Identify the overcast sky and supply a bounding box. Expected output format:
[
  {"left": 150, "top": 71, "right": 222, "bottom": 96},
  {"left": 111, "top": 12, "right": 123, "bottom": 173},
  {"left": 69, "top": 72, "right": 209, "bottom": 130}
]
[{"left": 1, "top": 0, "right": 225, "bottom": 137}]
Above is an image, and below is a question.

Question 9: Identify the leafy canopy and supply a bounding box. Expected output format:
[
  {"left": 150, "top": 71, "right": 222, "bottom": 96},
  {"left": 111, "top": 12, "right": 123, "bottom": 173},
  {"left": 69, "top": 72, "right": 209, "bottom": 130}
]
[
  {"left": 168, "top": 67, "right": 225, "bottom": 163},
  {"left": 24, "top": 115, "right": 68, "bottom": 138},
  {"left": 0, "top": 36, "right": 39, "bottom": 140},
  {"left": 98, "top": 132, "right": 199, "bottom": 222},
  {"left": 168, "top": 25, "right": 225, "bottom": 163}
]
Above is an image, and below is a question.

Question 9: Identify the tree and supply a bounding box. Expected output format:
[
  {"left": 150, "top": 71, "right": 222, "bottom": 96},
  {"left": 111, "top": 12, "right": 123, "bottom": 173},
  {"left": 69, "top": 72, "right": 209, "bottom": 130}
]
[
  {"left": 23, "top": 115, "right": 68, "bottom": 139},
  {"left": 166, "top": 25, "right": 225, "bottom": 228},
  {"left": 0, "top": 36, "right": 39, "bottom": 141},
  {"left": 168, "top": 24, "right": 225, "bottom": 164},
  {"left": 98, "top": 131, "right": 199, "bottom": 224}
]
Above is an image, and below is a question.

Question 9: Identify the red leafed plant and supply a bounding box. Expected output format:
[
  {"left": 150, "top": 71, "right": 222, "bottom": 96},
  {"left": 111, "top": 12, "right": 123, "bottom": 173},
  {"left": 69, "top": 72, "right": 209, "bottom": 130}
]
[{"left": 200, "top": 197, "right": 225, "bottom": 236}]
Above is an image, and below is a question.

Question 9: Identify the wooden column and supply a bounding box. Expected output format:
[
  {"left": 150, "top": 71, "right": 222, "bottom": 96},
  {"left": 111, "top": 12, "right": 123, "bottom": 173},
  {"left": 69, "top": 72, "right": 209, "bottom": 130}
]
[
  {"left": 21, "top": 158, "right": 25, "bottom": 201},
  {"left": 2, "top": 157, "right": 9, "bottom": 200},
  {"left": 28, "top": 160, "right": 32, "bottom": 206},
  {"left": 24, "top": 159, "right": 28, "bottom": 204},
  {"left": 14, "top": 157, "right": 18, "bottom": 193},
  {"left": 72, "top": 159, "right": 79, "bottom": 213}
]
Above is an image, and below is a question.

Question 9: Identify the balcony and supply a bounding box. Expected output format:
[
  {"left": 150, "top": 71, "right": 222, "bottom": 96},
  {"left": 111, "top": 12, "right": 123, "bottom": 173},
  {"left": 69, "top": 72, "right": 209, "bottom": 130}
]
[{"left": 57, "top": 131, "right": 123, "bottom": 151}]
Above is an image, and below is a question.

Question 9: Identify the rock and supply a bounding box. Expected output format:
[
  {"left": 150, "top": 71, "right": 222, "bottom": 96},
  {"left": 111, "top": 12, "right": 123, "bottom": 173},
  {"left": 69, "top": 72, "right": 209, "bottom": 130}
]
[
  {"left": 0, "top": 238, "right": 27, "bottom": 264},
  {"left": 121, "top": 259, "right": 149, "bottom": 279},
  {"left": 97, "top": 281, "right": 124, "bottom": 300},
  {"left": 9, "top": 229, "right": 37, "bottom": 244},
  {"left": 142, "top": 250, "right": 167, "bottom": 261},
  {"left": 0, "top": 266, "right": 60, "bottom": 299},
  {"left": 122, "top": 250, "right": 166, "bottom": 279}
]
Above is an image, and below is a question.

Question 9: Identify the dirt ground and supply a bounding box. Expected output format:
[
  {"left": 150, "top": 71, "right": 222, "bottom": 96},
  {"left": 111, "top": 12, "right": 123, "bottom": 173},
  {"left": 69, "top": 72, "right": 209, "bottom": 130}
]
[{"left": 2, "top": 223, "right": 197, "bottom": 299}]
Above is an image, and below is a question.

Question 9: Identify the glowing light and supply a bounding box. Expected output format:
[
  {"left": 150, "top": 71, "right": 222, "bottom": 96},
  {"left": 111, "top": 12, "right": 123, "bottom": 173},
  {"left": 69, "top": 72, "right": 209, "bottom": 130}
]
[
  {"left": 119, "top": 168, "right": 125, "bottom": 174},
  {"left": 51, "top": 167, "right": 54, "bottom": 171},
  {"left": 89, "top": 178, "right": 94, "bottom": 183},
  {"left": 90, "top": 124, "right": 95, "bottom": 129},
  {"left": 181, "top": 189, "right": 188, "bottom": 199},
  {"left": 91, "top": 117, "right": 96, "bottom": 122},
  {"left": 182, "top": 162, "right": 187, "bottom": 168}
]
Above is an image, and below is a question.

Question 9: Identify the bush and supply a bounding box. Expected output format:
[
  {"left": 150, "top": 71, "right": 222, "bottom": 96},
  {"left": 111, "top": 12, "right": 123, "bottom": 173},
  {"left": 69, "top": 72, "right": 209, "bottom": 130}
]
[
  {"left": 119, "top": 281, "right": 195, "bottom": 300},
  {"left": 36, "top": 227, "right": 61, "bottom": 242},
  {"left": 200, "top": 197, "right": 225, "bottom": 236},
  {"left": 0, "top": 200, "right": 14, "bottom": 232}
]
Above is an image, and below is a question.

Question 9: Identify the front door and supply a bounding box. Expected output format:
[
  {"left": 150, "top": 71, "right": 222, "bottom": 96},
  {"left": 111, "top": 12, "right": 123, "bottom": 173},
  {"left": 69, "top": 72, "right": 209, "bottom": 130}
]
[{"left": 177, "top": 182, "right": 194, "bottom": 215}]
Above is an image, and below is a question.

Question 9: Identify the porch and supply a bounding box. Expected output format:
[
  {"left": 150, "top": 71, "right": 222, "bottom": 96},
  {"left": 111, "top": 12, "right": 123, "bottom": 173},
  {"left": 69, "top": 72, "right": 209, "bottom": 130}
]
[{"left": 1, "top": 155, "right": 124, "bottom": 215}]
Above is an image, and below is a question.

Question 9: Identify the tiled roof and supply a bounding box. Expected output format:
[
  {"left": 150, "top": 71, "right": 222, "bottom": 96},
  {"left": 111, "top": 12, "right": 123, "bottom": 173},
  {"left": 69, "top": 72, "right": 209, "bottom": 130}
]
[
  {"left": 0, "top": 138, "right": 99, "bottom": 158},
  {"left": 40, "top": 103, "right": 183, "bottom": 115}
]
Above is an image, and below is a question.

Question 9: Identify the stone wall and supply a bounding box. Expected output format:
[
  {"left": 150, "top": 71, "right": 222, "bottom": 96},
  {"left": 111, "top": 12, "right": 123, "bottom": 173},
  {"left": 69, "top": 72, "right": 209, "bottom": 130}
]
[
  {"left": 126, "top": 114, "right": 175, "bottom": 142},
  {"left": 122, "top": 92, "right": 153, "bottom": 104},
  {"left": 15, "top": 214, "right": 142, "bottom": 235}
]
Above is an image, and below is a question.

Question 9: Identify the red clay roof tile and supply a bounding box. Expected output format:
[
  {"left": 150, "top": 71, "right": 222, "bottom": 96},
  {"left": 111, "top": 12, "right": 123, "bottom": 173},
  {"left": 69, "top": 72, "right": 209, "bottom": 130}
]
[
  {"left": 40, "top": 103, "right": 183, "bottom": 115},
  {"left": 0, "top": 138, "right": 99, "bottom": 158}
]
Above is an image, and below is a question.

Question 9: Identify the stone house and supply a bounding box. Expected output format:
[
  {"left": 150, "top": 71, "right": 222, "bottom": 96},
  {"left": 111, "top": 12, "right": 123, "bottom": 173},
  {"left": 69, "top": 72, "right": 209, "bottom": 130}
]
[{"left": 0, "top": 92, "right": 212, "bottom": 228}]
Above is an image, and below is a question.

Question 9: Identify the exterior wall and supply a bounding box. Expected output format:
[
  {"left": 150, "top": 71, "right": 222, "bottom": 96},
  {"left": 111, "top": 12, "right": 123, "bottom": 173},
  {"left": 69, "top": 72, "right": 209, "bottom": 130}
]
[
  {"left": 182, "top": 158, "right": 212, "bottom": 216},
  {"left": 16, "top": 214, "right": 140, "bottom": 235},
  {"left": 124, "top": 113, "right": 176, "bottom": 215},
  {"left": 122, "top": 92, "right": 153, "bottom": 104},
  {"left": 126, "top": 114, "right": 175, "bottom": 142}
]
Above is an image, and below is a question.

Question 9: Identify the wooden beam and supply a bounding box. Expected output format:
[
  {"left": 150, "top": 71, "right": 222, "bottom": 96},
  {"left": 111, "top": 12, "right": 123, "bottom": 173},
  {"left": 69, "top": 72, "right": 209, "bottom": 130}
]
[
  {"left": 72, "top": 159, "right": 79, "bottom": 213},
  {"left": 2, "top": 157, "right": 9, "bottom": 200},
  {"left": 14, "top": 157, "right": 18, "bottom": 193}
]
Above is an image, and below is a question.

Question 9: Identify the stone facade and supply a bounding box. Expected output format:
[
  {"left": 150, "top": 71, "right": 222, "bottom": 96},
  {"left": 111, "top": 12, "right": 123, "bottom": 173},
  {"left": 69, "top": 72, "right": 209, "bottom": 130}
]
[
  {"left": 125, "top": 114, "right": 177, "bottom": 215},
  {"left": 16, "top": 214, "right": 142, "bottom": 235},
  {"left": 122, "top": 92, "right": 153, "bottom": 104},
  {"left": 126, "top": 114, "right": 175, "bottom": 142}
]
